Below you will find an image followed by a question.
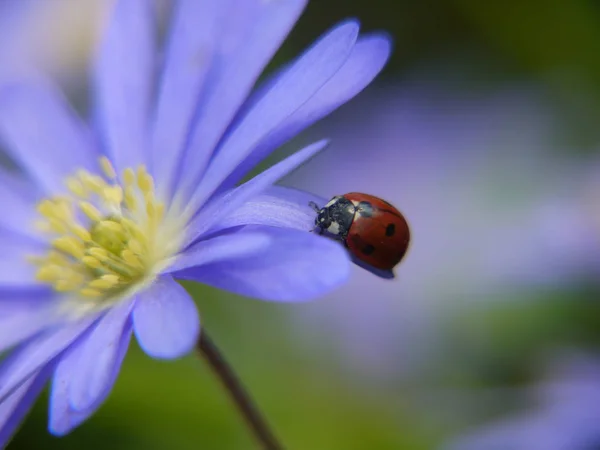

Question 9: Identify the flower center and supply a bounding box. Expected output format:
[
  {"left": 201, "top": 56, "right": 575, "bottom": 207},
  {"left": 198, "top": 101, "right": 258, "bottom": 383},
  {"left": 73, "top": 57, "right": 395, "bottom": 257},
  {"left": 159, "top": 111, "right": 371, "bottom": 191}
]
[{"left": 31, "top": 157, "right": 181, "bottom": 303}]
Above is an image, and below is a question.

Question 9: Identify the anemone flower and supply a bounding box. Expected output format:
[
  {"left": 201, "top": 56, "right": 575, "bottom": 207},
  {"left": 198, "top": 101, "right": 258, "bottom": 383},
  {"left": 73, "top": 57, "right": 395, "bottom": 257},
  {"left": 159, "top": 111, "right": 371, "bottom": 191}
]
[
  {"left": 0, "top": 0, "right": 391, "bottom": 444},
  {"left": 442, "top": 352, "right": 600, "bottom": 450},
  {"left": 281, "top": 80, "right": 600, "bottom": 380}
]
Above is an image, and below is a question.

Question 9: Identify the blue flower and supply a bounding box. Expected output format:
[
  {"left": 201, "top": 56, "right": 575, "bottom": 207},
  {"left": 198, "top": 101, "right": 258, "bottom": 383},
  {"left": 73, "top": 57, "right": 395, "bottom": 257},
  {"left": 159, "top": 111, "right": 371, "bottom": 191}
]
[
  {"left": 442, "top": 352, "right": 600, "bottom": 450},
  {"left": 0, "top": 0, "right": 391, "bottom": 443}
]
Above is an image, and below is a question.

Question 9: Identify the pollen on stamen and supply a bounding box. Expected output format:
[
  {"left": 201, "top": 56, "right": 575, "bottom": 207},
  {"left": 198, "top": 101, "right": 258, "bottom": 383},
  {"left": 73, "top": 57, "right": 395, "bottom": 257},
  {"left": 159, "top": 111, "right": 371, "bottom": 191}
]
[
  {"left": 80, "top": 202, "right": 102, "bottom": 222},
  {"left": 99, "top": 156, "right": 117, "bottom": 180},
  {"left": 66, "top": 177, "right": 87, "bottom": 198},
  {"left": 29, "top": 156, "right": 185, "bottom": 305}
]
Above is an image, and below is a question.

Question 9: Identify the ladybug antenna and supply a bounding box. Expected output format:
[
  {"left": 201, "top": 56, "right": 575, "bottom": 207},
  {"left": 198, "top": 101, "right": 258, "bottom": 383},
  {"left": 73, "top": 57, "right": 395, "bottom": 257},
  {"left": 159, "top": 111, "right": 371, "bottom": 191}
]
[{"left": 308, "top": 201, "right": 320, "bottom": 213}]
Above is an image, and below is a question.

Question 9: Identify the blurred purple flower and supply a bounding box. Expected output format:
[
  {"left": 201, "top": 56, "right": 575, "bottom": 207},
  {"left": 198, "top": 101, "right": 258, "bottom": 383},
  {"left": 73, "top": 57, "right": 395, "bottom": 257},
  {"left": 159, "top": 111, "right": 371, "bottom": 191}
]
[
  {"left": 277, "top": 80, "right": 600, "bottom": 379},
  {"left": 0, "top": 0, "right": 109, "bottom": 83},
  {"left": 0, "top": 0, "right": 391, "bottom": 444},
  {"left": 442, "top": 352, "right": 600, "bottom": 450}
]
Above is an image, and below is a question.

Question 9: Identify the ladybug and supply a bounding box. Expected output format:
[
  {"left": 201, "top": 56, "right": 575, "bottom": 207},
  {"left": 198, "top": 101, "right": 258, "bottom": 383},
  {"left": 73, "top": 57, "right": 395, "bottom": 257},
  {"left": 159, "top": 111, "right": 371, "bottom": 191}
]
[{"left": 310, "top": 193, "right": 410, "bottom": 276}]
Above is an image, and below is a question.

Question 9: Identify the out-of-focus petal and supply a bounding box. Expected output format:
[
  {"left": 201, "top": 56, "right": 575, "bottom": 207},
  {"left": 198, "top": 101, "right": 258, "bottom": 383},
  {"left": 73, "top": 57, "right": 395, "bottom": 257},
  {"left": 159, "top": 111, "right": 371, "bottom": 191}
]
[
  {"left": 209, "top": 186, "right": 327, "bottom": 233},
  {"left": 221, "top": 33, "right": 392, "bottom": 190},
  {"left": 0, "top": 82, "right": 98, "bottom": 194},
  {"left": 0, "top": 365, "right": 53, "bottom": 449},
  {"left": 177, "top": 0, "right": 307, "bottom": 201},
  {"left": 0, "top": 299, "right": 61, "bottom": 354},
  {"left": 165, "top": 232, "right": 271, "bottom": 273},
  {"left": 93, "top": 0, "right": 154, "bottom": 172},
  {"left": 176, "top": 226, "right": 350, "bottom": 302},
  {"left": 133, "top": 276, "right": 200, "bottom": 359},
  {"left": 184, "top": 139, "right": 329, "bottom": 245},
  {"left": 68, "top": 299, "right": 134, "bottom": 412},
  {"left": 0, "top": 231, "right": 47, "bottom": 288},
  {"left": 0, "top": 168, "right": 43, "bottom": 241},
  {"left": 0, "top": 316, "right": 97, "bottom": 403},
  {"left": 442, "top": 353, "right": 600, "bottom": 450}
]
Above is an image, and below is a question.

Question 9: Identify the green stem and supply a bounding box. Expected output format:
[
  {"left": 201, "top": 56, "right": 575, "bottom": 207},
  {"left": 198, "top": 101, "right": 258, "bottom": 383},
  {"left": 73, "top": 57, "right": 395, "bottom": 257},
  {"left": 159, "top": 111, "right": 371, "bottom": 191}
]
[{"left": 197, "top": 332, "right": 285, "bottom": 450}]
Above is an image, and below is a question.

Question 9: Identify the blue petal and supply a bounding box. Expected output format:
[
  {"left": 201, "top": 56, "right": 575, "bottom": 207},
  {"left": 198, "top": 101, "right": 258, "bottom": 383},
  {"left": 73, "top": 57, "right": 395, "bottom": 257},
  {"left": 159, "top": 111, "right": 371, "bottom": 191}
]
[
  {"left": 0, "top": 364, "right": 53, "bottom": 449},
  {"left": 0, "top": 230, "right": 47, "bottom": 288},
  {"left": 93, "top": 0, "right": 154, "bottom": 173},
  {"left": 0, "top": 298, "right": 61, "bottom": 354},
  {"left": 184, "top": 140, "right": 329, "bottom": 245},
  {"left": 0, "top": 316, "right": 97, "bottom": 404},
  {"left": 69, "top": 299, "right": 134, "bottom": 412},
  {"left": 176, "top": 0, "right": 307, "bottom": 202},
  {"left": 165, "top": 232, "right": 271, "bottom": 273},
  {"left": 0, "top": 82, "right": 99, "bottom": 194},
  {"left": 49, "top": 342, "right": 93, "bottom": 436},
  {"left": 209, "top": 186, "right": 327, "bottom": 234},
  {"left": 176, "top": 226, "right": 351, "bottom": 302},
  {"left": 133, "top": 276, "right": 200, "bottom": 359},
  {"left": 149, "top": 0, "right": 221, "bottom": 198},
  {"left": 0, "top": 285, "right": 50, "bottom": 301},
  {"left": 220, "top": 33, "right": 392, "bottom": 190},
  {"left": 187, "top": 20, "right": 358, "bottom": 209},
  {"left": 0, "top": 168, "right": 43, "bottom": 241}
]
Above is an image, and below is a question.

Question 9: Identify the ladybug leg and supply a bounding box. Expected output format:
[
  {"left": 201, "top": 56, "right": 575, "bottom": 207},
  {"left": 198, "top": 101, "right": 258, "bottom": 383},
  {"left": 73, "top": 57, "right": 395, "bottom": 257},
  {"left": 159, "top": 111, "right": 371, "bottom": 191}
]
[
  {"left": 310, "top": 225, "right": 324, "bottom": 235},
  {"left": 308, "top": 201, "right": 321, "bottom": 213}
]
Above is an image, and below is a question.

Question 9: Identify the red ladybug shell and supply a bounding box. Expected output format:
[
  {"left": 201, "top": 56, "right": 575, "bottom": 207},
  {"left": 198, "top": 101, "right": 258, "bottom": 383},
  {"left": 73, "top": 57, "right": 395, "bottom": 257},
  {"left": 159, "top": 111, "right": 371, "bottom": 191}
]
[{"left": 342, "top": 193, "right": 410, "bottom": 271}]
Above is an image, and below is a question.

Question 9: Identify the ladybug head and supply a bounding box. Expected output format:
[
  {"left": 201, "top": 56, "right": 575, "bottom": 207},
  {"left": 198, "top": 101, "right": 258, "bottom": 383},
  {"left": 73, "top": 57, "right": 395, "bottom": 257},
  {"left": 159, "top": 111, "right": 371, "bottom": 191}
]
[
  {"left": 315, "top": 207, "right": 332, "bottom": 228},
  {"left": 315, "top": 196, "right": 355, "bottom": 238}
]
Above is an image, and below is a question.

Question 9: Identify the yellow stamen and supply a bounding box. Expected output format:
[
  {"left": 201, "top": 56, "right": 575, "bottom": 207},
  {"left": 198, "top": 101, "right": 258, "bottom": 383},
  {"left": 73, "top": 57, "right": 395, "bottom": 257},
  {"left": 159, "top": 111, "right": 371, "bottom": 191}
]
[
  {"left": 82, "top": 256, "right": 102, "bottom": 269},
  {"left": 70, "top": 224, "right": 91, "bottom": 242},
  {"left": 48, "top": 218, "right": 69, "bottom": 234},
  {"left": 121, "top": 249, "right": 143, "bottom": 269},
  {"left": 124, "top": 187, "right": 137, "bottom": 212},
  {"left": 127, "top": 239, "right": 143, "bottom": 255},
  {"left": 36, "top": 265, "right": 62, "bottom": 282},
  {"left": 137, "top": 165, "right": 153, "bottom": 193},
  {"left": 66, "top": 177, "right": 86, "bottom": 197},
  {"left": 80, "top": 288, "right": 103, "bottom": 298},
  {"left": 56, "top": 279, "right": 80, "bottom": 292},
  {"left": 79, "top": 202, "right": 102, "bottom": 222},
  {"left": 79, "top": 172, "right": 107, "bottom": 193},
  {"left": 88, "top": 247, "right": 110, "bottom": 262},
  {"left": 29, "top": 156, "right": 185, "bottom": 304},
  {"left": 53, "top": 236, "right": 84, "bottom": 259},
  {"left": 99, "top": 156, "right": 117, "bottom": 179},
  {"left": 88, "top": 274, "right": 120, "bottom": 290},
  {"left": 123, "top": 168, "right": 135, "bottom": 186},
  {"left": 108, "top": 185, "right": 124, "bottom": 205}
]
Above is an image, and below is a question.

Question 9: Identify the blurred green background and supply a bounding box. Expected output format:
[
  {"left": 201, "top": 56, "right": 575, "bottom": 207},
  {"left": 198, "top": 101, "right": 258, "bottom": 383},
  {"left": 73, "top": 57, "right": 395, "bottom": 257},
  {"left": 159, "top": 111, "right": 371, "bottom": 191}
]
[{"left": 6, "top": 0, "right": 600, "bottom": 449}]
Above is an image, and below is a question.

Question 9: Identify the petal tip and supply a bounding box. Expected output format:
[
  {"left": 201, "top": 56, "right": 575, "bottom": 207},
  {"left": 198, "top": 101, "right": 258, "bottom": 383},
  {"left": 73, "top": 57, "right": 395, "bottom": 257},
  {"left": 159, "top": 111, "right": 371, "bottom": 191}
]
[
  {"left": 47, "top": 421, "right": 69, "bottom": 437},
  {"left": 132, "top": 279, "right": 201, "bottom": 360},
  {"left": 337, "top": 17, "right": 361, "bottom": 33},
  {"left": 322, "top": 18, "right": 360, "bottom": 48},
  {"left": 350, "top": 255, "right": 396, "bottom": 280},
  {"left": 363, "top": 31, "right": 394, "bottom": 58}
]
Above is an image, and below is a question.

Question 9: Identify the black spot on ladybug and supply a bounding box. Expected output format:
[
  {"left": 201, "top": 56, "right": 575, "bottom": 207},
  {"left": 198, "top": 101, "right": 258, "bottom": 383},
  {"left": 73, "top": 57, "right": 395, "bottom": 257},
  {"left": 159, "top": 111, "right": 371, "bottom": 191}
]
[
  {"left": 385, "top": 223, "right": 396, "bottom": 237},
  {"left": 357, "top": 201, "right": 373, "bottom": 217},
  {"left": 361, "top": 244, "right": 375, "bottom": 255}
]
